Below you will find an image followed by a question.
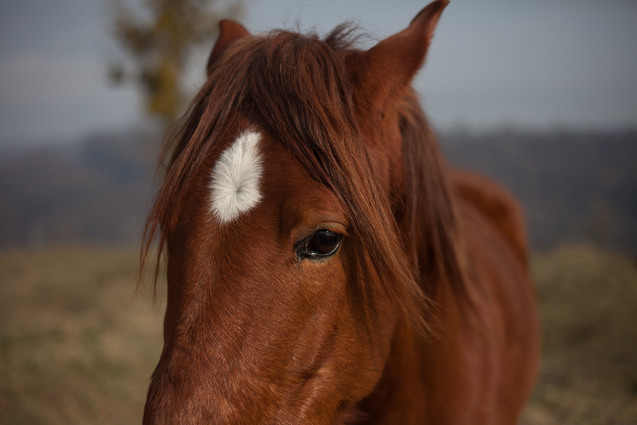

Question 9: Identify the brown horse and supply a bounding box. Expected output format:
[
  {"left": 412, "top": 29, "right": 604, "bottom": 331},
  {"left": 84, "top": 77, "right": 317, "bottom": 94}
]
[{"left": 142, "top": 1, "right": 539, "bottom": 423}]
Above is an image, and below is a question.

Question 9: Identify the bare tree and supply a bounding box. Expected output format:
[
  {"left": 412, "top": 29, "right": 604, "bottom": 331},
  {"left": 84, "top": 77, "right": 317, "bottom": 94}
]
[{"left": 109, "top": 0, "right": 243, "bottom": 127}]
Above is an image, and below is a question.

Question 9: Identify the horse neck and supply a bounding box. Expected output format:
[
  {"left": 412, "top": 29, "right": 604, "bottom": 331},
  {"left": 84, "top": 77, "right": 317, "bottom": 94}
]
[{"left": 355, "top": 99, "right": 473, "bottom": 419}]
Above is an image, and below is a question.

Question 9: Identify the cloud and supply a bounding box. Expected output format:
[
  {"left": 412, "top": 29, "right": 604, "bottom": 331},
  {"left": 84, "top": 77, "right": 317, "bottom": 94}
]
[
  {"left": 0, "top": 55, "right": 106, "bottom": 106},
  {"left": 0, "top": 54, "right": 140, "bottom": 144}
]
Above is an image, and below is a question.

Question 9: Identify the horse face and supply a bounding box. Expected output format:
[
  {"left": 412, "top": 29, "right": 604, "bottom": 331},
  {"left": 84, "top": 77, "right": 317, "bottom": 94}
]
[
  {"left": 143, "top": 127, "right": 398, "bottom": 423},
  {"left": 144, "top": 2, "right": 450, "bottom": 422}
]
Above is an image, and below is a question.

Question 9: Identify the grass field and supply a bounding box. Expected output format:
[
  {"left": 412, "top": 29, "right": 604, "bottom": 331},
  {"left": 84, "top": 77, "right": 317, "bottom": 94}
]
[
  {"left": 523, "top": 246, "right": 637, "bottom": 425},
  {"left": 0, "top": 248, "right": 163, "bottom": 425},
  {"left": 1, "top": 245, "right": 636, "bottom": 424}
]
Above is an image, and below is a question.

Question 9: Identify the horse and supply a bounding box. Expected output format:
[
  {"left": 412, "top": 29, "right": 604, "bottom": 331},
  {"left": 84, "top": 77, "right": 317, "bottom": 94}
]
[{"left": 141, "top": 1, "right": 539, "bottom": 423}]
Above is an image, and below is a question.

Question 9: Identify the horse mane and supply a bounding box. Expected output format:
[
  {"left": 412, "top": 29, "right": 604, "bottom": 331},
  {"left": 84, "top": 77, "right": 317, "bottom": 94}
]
[{"left": 142, "top": 24, "right": 469, "bottom": 335}]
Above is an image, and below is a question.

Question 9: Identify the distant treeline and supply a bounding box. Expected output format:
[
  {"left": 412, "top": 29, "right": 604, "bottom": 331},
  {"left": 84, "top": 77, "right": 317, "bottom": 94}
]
[
  {"left": 440, "top": 129, "right": 637, "bottom": 254},
  {"left": 1, "top": 128, "right": 635, "bottom": 254},
  {"left": 0, "top": 131, "right": 158, "bottom": 248}
]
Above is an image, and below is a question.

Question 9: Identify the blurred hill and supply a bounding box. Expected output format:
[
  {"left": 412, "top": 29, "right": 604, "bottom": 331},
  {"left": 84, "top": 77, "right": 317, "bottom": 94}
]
[
  {"left": 440, "top": 129, "right": 637, "bottom": 253},
  {"left": 0, "top": 128, "right": 635, "bottom": 253},
  {"left": 0, "top": 130, "right": 159, "bottom": 248}
]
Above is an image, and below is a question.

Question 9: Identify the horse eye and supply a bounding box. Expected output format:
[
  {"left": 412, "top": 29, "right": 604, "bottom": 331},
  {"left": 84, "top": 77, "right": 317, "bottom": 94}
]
[{"left": 297, "top": 229, "right": 342, "bottom": 260}]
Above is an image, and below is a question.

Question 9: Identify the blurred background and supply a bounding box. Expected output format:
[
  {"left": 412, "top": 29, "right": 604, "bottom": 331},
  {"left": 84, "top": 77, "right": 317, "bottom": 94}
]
[{"left": 0, "top": 0, "right": 635, "bottom": 424}]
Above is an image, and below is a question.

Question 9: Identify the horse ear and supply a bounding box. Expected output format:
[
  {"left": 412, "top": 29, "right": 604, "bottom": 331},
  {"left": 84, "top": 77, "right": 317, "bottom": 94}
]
[
  {"left": 350, "top": 0, "right": 448, "bottom": 112},
  {"left": 207, "top": 19, "right": 250, "bottom": 75}
]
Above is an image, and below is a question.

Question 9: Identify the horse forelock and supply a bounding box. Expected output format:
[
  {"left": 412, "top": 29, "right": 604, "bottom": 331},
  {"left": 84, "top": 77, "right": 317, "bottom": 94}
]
[{"left": 142, "top": 24, "right": 468, "bottom": 334}]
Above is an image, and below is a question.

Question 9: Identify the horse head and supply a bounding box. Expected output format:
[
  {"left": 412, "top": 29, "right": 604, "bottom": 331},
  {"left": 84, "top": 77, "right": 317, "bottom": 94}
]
[{"left": 143, "top": 1, "right": 469, "bottom": 423}]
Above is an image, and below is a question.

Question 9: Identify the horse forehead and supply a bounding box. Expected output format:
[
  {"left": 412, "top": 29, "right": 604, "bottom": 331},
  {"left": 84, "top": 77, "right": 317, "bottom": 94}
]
[
  {"left": 208, "top": 129, "right": 264, "bottom": 224},
  {"left": 207, "top": 128, "right": 343, "bottom": 227}
]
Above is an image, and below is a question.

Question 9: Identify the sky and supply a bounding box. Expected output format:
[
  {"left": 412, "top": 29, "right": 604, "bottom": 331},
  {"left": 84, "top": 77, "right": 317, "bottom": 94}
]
[{"left": 0, "top": 0, "right": 636, "bottom": 147}]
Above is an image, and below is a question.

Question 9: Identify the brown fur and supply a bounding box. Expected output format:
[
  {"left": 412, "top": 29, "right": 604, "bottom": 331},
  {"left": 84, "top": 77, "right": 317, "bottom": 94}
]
[{"left": 142, "top": 1, "right": 539, "bottom": 423}]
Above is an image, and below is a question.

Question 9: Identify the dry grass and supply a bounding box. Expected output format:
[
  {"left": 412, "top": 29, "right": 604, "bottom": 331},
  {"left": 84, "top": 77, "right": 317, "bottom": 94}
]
[
  {"left": 0, "top": 245, "right": 635, "bottom": 424},
  {"left": 0, "top": 247, "right": 164, "bottom": 425},
  {"left": 522, "top": 245, "right": 637, "bottom": 425}
]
